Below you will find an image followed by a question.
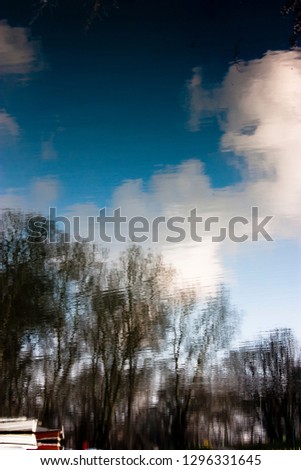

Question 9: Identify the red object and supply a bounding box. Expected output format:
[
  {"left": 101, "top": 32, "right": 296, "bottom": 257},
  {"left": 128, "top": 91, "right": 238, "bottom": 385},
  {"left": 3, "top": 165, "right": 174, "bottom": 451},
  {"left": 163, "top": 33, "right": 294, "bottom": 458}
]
[{"left": 82, "top": 440, "right": 89, "bottom": 450}]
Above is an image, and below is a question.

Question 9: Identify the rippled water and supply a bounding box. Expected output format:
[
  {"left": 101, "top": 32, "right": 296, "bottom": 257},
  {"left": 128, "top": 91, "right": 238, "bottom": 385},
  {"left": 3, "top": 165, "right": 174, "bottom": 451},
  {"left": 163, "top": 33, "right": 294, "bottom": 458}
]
[{"left": 0, "top": 0, "right": 300, "bottom": 449}]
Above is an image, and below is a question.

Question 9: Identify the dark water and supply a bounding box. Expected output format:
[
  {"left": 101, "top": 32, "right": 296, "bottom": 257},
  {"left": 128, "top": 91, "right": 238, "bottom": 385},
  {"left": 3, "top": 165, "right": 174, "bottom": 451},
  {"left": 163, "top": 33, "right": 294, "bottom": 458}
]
[{"left": 0, "top": 0, "right": 300, "bottom": 449}]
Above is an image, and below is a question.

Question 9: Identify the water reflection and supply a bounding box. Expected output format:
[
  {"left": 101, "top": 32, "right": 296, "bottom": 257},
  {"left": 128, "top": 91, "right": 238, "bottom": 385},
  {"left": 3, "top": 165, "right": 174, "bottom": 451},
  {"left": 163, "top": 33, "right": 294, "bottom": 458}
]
[
  {"left": 0, "top": 212, "right": 300, "bottom": 449},
  {"left": 0, "top": 0, "right": 301, "bottom": 451}
]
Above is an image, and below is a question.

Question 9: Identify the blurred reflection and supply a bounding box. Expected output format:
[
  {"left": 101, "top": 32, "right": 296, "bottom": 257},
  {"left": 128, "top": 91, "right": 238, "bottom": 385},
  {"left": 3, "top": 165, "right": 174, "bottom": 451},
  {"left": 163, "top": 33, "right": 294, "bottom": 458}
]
[
  {"left": 0, "top": 211, "right": 300, "bottom": 449},
  {"left": 1, "top": 0, "right": 300, "bottom": 451}
]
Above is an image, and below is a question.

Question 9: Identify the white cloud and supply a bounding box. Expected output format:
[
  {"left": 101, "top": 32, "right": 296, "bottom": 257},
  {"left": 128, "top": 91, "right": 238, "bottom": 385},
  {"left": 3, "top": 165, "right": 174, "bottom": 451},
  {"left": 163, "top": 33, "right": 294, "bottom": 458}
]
[
  {"left": 186, "top": 50, "right": 301, "bottom": 236},
  {"left": 0, "top": 21, "right": 43, "bottom": 75},
  {"left": 0, "top": 109, "right": 19, "bottom": 136},
  {"left": 0, "top": 21, "right": 44, "bottom": 144},
  {"left": 0, "top": 177, "right": 60, "bottom": 213},
  {"left": 220, "top": 51, "right": 301, "bottom": 227}
]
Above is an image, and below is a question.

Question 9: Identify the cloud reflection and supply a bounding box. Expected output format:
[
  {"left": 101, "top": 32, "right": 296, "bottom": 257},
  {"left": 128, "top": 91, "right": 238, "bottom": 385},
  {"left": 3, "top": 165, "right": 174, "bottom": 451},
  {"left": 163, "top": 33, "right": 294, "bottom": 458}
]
[{"left": 0, "top": 20, "right": 43, "bottom": 75}]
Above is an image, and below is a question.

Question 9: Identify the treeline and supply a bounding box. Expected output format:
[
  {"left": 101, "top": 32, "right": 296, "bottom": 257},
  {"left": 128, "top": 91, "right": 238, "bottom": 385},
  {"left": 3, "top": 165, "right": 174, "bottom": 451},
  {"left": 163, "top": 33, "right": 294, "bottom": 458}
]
[{"left": 0, "top": 210, "right": 300, "bottom": 449}]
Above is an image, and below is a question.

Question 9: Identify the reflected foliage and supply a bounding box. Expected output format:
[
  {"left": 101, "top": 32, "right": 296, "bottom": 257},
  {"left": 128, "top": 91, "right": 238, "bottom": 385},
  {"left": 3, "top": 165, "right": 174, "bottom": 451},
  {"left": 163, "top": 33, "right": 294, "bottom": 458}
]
[
  {"left": 228, "top": 329, "right": 301, "bottom": 447},
  {"left": 0, "top": 210, "right": 300, "bottom": 449}
]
